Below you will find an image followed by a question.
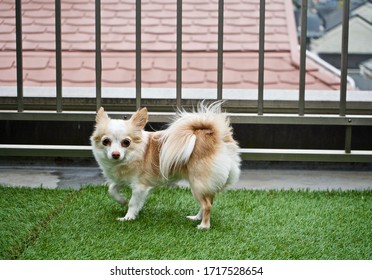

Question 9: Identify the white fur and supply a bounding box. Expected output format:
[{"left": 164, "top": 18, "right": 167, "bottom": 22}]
[{"left": 159, "top": 133, "right": 196, "bottom": 179}]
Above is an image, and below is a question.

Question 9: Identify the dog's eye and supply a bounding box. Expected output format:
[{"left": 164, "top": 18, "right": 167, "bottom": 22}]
[
  {"left": 121, "top": 138, "right": 131, "bottom": 148},
  {"left": 102, "top": 137, "right": 111, "bottom": 146}
]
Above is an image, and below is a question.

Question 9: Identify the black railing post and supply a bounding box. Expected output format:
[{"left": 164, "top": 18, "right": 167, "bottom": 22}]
[
  {"left": 95, "top": 0, "right": 102, "bottom": 111},
  {"left": 176, "top": 0, "right": 182, "bottom": 108},
  {"left": 258, "top": 0, "right": 265, "bottom": 115},
  {"left": 298, "top": 0, "right": 308, "bottom": 116},
  {"left": 340, "top": 0, "right": 350, "bottom": 117},
  {"left": 136, "top": 0, "right": 142, "bottom": 110},
  {"left": 55, "top": 0, "right": 62, "bottom": 112},
  {"left": 15, "top": 0, "right": 23, "bottom": 112},
  {"left": 345, "top": 125, "right": 352, "bottom": 153},
  {"left": 217, "top": 0, "right": 224, "bottom": 101}
]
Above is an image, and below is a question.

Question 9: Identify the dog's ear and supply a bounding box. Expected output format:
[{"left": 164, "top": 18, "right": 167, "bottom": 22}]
[
  {"left": 131, "top": 107, "right": 148, "bottom": 130},
  {"left": 96, "top": 107, "right": 110, "bottom": 124}
]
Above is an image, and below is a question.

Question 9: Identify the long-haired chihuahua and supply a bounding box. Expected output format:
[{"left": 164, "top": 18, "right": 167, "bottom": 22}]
[{"left": 91, "top": 102, "right": 241, "bottom": 229}]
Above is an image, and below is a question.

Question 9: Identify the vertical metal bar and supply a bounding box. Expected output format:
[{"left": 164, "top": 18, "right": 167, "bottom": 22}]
[
  {"left": 176, "top": 0, "right": 182, "bottom": 108},
  {"left": 340, "top": 0, "right": 350, "bottom": 117},
  {"left": 217, "top": 0, "right": 224, "bottom": 101},
  {"left": 95, "top": 0, "right": 102, "bottom": 111},
  {"left": 257, "top": 0, "right": 265, "bottom": 115},
  {"left": 344, "top": 125, "right": 352, "bottom": 153},
  {"left": 55, "top": 0, "right": 62, "bottom": 112},
  {"left": 136, "top": 0, "right": 142, "bottom": 110},
  {"left": 298, "top": 0, "right": 308, "bottom": 116},
  {"left": 15, "top": 0, "right": 23, "bottom": 112}
]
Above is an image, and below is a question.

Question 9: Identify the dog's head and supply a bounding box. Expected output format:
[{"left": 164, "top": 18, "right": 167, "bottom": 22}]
[{"left": 91, "top": 107, "right": 148, "bottom": 162}]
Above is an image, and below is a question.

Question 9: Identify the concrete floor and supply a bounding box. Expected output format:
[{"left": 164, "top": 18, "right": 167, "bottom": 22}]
[{"left": 0, "top": 166, "right": 371, "bottom": 191}]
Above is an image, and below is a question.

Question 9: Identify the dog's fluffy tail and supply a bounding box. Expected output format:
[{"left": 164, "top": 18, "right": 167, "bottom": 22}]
[{"left": 159, "top": 101, "right": 233, "bottom": 178}]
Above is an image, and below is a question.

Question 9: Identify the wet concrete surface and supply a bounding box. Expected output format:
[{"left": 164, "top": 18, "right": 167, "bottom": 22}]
[{"left": 1, "top": 165, "right": 371, "bottom": 191}]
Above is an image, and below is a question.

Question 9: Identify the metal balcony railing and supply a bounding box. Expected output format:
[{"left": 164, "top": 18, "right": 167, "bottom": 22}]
[{"left": 0, "top": 0, "right": 372, "bottom": 162}]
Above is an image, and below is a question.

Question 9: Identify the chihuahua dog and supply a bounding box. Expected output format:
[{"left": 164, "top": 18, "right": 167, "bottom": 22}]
[{"left": 91, "top": 102, "right": 241, "bottom": 229}]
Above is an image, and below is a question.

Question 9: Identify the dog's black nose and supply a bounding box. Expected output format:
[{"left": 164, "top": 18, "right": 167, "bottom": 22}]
[{"left": 112, "top": 151, "right": 120, "bottom": 160}]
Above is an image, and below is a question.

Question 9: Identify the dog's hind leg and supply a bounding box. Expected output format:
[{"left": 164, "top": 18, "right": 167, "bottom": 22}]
[
  {"left": 108, "top": 183, "right": 128, "bottom": 205},
  {"left": 188, "top": 177, "right": 215, "bottom": 229},
  {"left": 188, "top": 189, "right": 214, "bottom": 229},
  {"left": 186, "top": 208, "right": 203, "bottom": 221},
  {"left": 197, "top": 195, "right": 214, "bottom": 230},
  {"left": 187, "top": 186, "right": 203, "bottom": 221}
]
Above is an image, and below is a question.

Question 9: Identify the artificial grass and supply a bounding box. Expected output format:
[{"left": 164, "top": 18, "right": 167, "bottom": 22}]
[
  {"left": 0, "top": 185, "right": 371, "bottom": 260},
  {"left": 0, "top": 187, "right": 72, "bottom": 259}
]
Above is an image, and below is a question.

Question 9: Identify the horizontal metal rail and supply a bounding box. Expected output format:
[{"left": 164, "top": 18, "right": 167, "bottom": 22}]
[
  {"left": 0, "top": 144, "right": 93, "bottom": 158},
  {"left": 240, "top": 148, "right": 372, "bottom": 162},
  {"left": 1, "top": 144, "right": 372, "bottom": 163},
  {"left": 1, "top": 111, "right": 372, "bottom": 126}
]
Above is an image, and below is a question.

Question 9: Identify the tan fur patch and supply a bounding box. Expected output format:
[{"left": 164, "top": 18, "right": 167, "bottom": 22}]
[
  {"left": 189, "top": 121, "right": 218, "bottom": 164},
  {"left": 140, "top": 132, "right": 162, "bottom": 184}
]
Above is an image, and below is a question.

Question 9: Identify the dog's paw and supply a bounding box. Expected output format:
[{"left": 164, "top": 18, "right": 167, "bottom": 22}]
[
  {"left": 197, "top": 223, "right": 210, "bottom": 230},
  {"left": 116, "top": 216, "right": 133, "bottom": 222},
  {"left": 117, "top": 213, "right": 137, "bottom": 221},
  {"left": 186, "top": 215, "right": 202, "bottom": 221}
]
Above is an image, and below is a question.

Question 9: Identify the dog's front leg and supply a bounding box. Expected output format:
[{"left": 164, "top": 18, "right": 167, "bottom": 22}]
[
  {"left": 108, "top": 183, "right": 127, "bottom": 205},
  {"left": 117, "top": 185, "right": 150, "bottom": 221}
]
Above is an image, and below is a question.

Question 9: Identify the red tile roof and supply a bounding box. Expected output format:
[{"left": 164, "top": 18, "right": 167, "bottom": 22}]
[{"left": 0, "top": 0, "right": 346, "bottom": 90}]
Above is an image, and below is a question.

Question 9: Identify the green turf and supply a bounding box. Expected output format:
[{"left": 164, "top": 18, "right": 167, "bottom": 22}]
[
  {"left": 0, "top": 185, "right": 371, "bottom": 260},
  {"left": 0, "top": 187, "right": 72, "bottom": 259}
]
